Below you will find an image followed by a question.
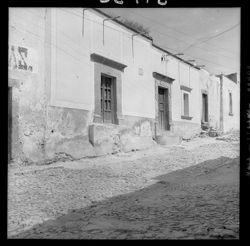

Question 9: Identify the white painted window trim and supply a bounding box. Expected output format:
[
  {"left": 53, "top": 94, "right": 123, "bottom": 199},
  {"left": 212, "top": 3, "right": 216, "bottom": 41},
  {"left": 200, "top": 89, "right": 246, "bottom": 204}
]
[{"left": 180, "top": 89, "right": 192, "bottom": 120}]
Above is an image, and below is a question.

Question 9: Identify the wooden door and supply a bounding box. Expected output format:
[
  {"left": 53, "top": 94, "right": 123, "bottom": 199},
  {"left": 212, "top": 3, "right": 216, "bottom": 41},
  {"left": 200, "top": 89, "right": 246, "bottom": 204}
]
[
  {"left": 158, "top": 87, "right": 169, "bottom": 131},
  {"left": 101, "top": 75, "right": 114, "bottom": 124}
]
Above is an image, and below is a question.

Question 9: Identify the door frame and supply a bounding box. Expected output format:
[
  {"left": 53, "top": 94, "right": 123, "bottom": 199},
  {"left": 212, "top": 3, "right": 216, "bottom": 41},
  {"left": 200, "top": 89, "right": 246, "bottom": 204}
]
[
  {"left": 92, "top": 59, "right": 124, "bottom": 125},
  {"left": 153, "top": 72, "right": 174, "bottom": 136},
  {"left": 158, "top": 86, "right": 169, "bottom": 131}
]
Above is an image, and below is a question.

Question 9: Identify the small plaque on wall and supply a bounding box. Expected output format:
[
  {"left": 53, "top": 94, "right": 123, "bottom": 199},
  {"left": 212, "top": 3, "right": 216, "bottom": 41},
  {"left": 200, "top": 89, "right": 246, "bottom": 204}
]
[
  {"left": 8, "top": 44, "right": 38, "bottom": 73},
  {"left": 138, "top": 67, "right": 143, "bottom": 76}
]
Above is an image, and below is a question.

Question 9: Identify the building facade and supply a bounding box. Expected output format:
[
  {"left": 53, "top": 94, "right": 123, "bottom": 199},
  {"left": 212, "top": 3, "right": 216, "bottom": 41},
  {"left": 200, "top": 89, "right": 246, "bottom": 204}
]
[
  {"left": 8, "top": 8, "right": 240, "bottom": 164},
  {"left": 218, "top": 74, "right": 240, "bottom": 133}
]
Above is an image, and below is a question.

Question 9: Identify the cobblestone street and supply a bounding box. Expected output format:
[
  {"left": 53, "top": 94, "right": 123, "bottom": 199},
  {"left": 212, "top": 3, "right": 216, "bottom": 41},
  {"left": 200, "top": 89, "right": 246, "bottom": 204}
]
[{"left": 8, "top": 136, "right": 239, "bottom": 239}]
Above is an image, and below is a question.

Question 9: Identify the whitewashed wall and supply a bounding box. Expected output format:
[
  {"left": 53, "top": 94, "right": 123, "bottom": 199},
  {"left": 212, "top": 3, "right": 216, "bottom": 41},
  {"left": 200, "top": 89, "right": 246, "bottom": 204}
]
[
  {"left": 8, "top": 8, "right": 48, "bottom": 162},
  {"left": 189, "top": 67, "right": 201, "bottom": 124},
  {"left": 50, "top": 8, "right": 202, "bottom": 125},
  {"left": 222, "top": 76, "right": 240, "bottom": 132},
  {"left": 50, "top": 8, "right": 155, "bottom": 118},
  {"left": 50, "top": 8, "right": 94, "bottom": 111},
  {"left": 122, "top": 35, "right": 154, "bottom": 118}
]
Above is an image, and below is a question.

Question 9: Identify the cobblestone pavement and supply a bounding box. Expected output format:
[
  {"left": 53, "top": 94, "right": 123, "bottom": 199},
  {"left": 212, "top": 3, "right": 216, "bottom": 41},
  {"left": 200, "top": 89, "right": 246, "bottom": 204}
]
[{"left": 8, "top": 136, "right": 239, "bottom": 239}]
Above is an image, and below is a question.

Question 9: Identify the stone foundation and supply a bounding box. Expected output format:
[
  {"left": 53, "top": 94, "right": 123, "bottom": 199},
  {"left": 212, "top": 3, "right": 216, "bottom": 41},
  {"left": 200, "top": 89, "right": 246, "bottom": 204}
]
[
  {"left": 11, "top": 91, "right": 205, "bottom": 165},
  {"left": 44, "top": 106, "right": 94, "bottom": 161},
  {"left": 12, "top": 103, "right": 157, "bottom": 165},
  {"left": 10, "top": 98, "right": 203, "bottom": 165},
  {"left": 172, "top": 121, "right": 201, "bottom": 140},
  {"left": 89, "top": 123, "right": 122, "bottom": 156},
  {"left": 155, "top": 132, "right": 182, "bottom": 145},
  {"left": 88, "top": 117, "right": 156, "bottom": 155}
]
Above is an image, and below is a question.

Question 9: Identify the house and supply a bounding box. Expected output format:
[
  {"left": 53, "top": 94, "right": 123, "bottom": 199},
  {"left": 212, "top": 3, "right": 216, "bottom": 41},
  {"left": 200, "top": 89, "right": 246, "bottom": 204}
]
[
  {"left": 8, "top": 8, "right": 240, "bottom": 164},
  {"left": 199, "top": 69, "right": 221, "bottom": 130},
  {"left": 217, "top": 73, "right": 240, "bottom": 133}
]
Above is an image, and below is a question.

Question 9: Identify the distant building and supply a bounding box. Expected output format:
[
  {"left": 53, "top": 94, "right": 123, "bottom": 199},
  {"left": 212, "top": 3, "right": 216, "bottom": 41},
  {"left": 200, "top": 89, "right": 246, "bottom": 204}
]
[
  {"left": 8, "top": 8, "right": 240, "bottom": 164},
  {"left": 225, "top": 73, "right": 238, "bottom": 84},
  {"left": 217, "top": 74, "right": 240, "bottom": 133}
]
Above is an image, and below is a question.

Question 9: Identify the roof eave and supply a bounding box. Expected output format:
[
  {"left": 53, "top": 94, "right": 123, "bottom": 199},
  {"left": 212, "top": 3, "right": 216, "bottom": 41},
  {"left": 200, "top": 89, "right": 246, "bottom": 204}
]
[{"left": 91, "top": 8, "right": 153, "bottom": 42}]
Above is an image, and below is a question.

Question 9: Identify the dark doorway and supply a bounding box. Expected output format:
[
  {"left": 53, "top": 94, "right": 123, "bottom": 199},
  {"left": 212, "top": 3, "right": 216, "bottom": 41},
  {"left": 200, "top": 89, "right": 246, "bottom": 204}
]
[
  {"left": 158, "top": 87, "right": 169, "bottom": 131},
  {"left": 8, "top": 87, "right": 12, "bottom": 163},
  {"left": 101, "top": 74, "right": 117, "bottom": 124},
  {"left": 202, "top": 93, "right": 208, "bottom": 122}
]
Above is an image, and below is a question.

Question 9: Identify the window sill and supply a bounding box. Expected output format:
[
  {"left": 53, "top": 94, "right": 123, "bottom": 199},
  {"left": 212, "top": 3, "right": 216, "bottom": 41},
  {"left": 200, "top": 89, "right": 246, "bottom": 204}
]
[
  {"left": 229, "top": 113, "right": 234, "bottom": 116},
  {"left": 181, "top": 115, "right": 193, "bottom": 120}
]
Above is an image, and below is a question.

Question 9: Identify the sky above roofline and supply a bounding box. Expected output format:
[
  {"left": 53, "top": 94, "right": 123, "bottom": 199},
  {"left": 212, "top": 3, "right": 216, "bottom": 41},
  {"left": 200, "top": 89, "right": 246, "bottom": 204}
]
[{"left": 99, "top": 7, "right": 240, "bottom": 77}]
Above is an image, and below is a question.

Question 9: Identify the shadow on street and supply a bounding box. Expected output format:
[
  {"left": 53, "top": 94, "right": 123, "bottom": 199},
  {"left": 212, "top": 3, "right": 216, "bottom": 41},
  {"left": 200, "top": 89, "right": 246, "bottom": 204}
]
[{"left": 11, "top": 156, "right": 239, "bottom": 239}]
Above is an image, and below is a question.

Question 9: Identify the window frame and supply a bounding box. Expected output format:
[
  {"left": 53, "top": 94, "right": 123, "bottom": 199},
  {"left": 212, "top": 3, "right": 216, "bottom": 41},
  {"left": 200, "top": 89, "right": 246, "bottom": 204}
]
[{"left": 180, "top": 86, "right": 193, "bottom": 120}]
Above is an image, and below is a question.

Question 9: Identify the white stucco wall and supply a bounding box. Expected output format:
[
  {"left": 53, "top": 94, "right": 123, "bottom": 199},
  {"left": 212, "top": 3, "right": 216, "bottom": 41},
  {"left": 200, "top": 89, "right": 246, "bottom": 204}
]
[
  {"left": 9, "top": 8, "right": 48, "bottom": 162},
  {"left": 49, "top": 8, "right": 156, "bottom": 118},
  {"left": 50, "top": 8, "right": 94, "bottom": 111},
  {"left": 49, "top": 8, "right": 202, "bottom": 127},
  {"left": 10, "top": 8, "right": 204, "bottom": 129},
  {"left": 122, "top": 36, "right": 155, "bottom": 118},
  {"left": 188, "top": 67, "right": 201, "bottom": 124},
  {"left": 222, "top": 76, "right": 240, "bottom": 132},
  {"left": 166, "top": 57, "right": 181, "bottom": 122}
]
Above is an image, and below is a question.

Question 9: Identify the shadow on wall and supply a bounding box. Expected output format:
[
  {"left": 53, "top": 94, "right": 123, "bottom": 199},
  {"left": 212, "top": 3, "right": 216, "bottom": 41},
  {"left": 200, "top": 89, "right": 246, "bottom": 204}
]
[{"left": 11, "top": 156, "right": 239, "bottom": 239}]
